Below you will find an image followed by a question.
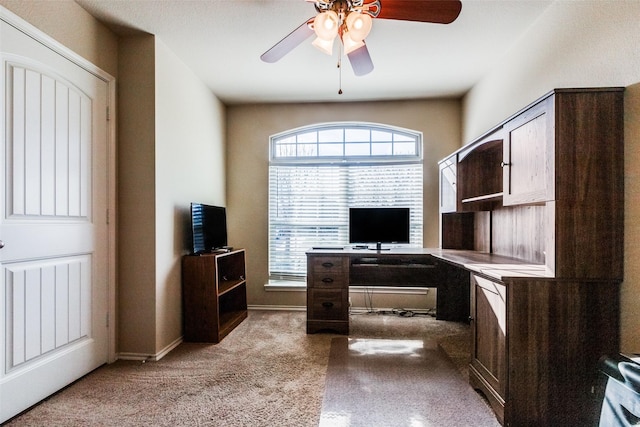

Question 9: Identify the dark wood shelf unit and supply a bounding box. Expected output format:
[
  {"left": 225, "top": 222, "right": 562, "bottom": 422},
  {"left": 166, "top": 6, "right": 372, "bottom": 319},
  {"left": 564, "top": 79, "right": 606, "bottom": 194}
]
[{"left": 182, "top": 249, "right": 248, "bottom": 343}]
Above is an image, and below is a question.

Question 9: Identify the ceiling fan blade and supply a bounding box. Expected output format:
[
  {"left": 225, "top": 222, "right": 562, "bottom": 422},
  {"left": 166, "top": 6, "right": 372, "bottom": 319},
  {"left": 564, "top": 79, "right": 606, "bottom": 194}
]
[
  {"left": 347, "top": 44, "right": 374, "bottom": 76},
  {"left": 376, "top": 0, "right": 462, "bottom": 24},
  {"left": 261, "top": 18, "right": 315, "bottom": 63}
]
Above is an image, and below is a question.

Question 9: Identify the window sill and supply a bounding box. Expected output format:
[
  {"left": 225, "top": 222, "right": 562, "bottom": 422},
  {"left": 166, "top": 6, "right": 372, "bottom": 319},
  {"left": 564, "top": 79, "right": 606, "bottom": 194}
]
[{"left": 264, "top": 280, "right": 307, "bottom": 292}]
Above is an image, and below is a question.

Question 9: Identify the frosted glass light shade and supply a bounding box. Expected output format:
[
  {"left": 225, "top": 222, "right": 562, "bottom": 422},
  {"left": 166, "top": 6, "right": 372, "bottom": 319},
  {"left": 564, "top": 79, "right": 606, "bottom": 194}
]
[
  {"left": 342, "top": 32, "right": 365, "bottom": 55},
  {"left": 314, "top": 11, "right": 339, "bottom": 41},
  {"left": 312, "top": 37, "right": 334, "bottom": 55},
  {"left": 345, "top": 12, "right": 372, "bottom": 42}
]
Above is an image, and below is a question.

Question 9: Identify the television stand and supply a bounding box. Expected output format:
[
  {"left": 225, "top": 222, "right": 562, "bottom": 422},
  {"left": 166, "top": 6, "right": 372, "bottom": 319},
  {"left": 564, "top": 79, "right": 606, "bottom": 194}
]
[{"left": 182, "top": 249, "right": 248, "bottom": 342}]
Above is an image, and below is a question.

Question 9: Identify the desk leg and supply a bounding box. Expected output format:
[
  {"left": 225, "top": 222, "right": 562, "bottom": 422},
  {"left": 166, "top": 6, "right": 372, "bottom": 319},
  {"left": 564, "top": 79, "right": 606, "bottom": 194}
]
[{"left": 436, "top": 263, "right": 471, "bottom": 322}]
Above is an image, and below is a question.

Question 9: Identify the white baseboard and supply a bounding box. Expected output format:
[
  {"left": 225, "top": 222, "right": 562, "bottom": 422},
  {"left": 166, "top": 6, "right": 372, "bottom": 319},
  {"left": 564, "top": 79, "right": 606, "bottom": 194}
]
[{"left": 118, "top": 335, "right": 183, "bottom": 362}]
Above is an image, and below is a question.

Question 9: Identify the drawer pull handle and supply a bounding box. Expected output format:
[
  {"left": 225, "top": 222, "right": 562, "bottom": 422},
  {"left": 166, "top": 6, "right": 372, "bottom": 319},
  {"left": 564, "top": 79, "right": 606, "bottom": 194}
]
[
  {"left": 322, "top": 302, "right": 334, "bottom": 308},
  {"left": 322, "top": 262, "right": 334, "bottom": 268},
  {"left": 322, "top": 278, "right": 334, "bottom": 283}
]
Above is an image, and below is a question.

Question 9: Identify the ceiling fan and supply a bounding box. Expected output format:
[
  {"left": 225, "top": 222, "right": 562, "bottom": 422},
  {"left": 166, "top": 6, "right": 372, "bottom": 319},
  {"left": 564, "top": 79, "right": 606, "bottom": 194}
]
[{"left": 260, "top": 0, "right": 462, "bottom": 77}]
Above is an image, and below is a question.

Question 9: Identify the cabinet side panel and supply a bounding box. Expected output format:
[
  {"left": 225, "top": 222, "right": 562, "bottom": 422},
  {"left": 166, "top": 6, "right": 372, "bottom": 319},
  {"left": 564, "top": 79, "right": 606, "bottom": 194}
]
[
  {"left": 182, "top": 255, "right": 219, "bottom": 342},
  {"left": 554, "top": 91, "right": 624, "bottom": 279}
]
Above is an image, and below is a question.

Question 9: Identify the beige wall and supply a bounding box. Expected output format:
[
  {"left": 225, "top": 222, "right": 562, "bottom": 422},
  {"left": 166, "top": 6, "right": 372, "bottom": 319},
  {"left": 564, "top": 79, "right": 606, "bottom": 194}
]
[
  {"left": 462, "top": 0, "right": 640, "bottom": 351},
  {"left": 154, "top": 39, "right": 226, "bottom": 353},
  {"left": 117, "top": 36, "right": 227, "bottom": 357},
  {"left": 117, "top": 35, "right": 157, "bottom": 355},
  {"left": 227, "top": 100, "right": 461, "bottom": 309}
]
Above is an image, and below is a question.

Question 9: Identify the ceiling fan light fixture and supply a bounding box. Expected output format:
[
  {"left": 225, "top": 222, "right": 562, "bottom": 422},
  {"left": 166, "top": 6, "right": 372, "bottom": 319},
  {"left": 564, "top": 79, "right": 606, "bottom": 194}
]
[
  {"left": 312, "top": 36, "right": 334, "bottom": 55},
  {"left": 341, "top": 32, "right": 365, "bottom": 55},
  {"left": 314, "top": 11, "right": 339, "bottom": 41},
  {"left": 345, "top": 12, "right": 372, "bottom": 42}
]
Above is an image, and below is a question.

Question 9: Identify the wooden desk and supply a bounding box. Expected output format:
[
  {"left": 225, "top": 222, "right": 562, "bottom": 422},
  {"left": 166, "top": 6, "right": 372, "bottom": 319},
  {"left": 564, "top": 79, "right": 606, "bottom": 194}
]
[{"left": 306, "top": 248, "right": 472, "bottom": 334}]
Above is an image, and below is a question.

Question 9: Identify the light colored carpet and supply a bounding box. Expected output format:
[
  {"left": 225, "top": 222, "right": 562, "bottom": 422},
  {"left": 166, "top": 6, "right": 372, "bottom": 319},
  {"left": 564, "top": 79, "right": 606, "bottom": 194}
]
[
  {"left": 320, "top": 337, "right": 500, "bottom": 426},
  {"left": 4, "top": 310, "right": 494, "bottom": 426}
]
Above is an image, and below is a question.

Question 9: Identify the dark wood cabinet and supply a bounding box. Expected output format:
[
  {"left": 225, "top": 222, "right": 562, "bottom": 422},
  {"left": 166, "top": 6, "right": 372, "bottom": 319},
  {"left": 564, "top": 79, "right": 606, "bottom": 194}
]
[
  {"left": 439, "top": 88, "right": 624, "bottom": 426},
  {"left": 182, "top": 249, "right": 248, "bottom": 343}
]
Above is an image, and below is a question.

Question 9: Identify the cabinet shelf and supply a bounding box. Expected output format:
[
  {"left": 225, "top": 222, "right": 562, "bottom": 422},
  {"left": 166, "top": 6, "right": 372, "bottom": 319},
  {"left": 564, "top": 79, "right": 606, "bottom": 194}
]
[
  {"left": 457, "top": 136, "right": 504, "bottom": 212},
  {"left": 219, "top": 279, "right": 246, "bottom": 296},
  {"left": 461, "top": 192, "right": 503, "bottom": 204}
]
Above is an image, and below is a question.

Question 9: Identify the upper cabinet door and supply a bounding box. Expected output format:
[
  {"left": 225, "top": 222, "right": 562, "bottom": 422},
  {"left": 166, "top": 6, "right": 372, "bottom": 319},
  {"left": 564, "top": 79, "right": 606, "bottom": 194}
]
[
  {"left": 502, "top": 95, "right": 555, "bottom": 206},
  {"left": 439, "top": 155, "right": 457, "bottom": 213}
]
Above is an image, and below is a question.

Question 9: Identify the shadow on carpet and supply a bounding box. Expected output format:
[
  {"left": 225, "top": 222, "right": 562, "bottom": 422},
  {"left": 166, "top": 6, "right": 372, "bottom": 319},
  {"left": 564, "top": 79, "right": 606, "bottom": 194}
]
[{"left": 320, "top": 337, "right": 500, "bottom": 427}]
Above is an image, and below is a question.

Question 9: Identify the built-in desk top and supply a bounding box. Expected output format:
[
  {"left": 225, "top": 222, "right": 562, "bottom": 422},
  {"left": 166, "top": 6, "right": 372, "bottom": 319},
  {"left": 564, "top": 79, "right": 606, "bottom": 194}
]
[{"left": 306, "top": 247, "right": 553, "bottom": 281}]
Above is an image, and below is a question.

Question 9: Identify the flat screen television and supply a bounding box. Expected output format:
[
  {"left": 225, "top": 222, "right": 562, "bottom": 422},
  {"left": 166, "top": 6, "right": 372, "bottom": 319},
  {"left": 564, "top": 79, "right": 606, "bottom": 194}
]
[
  {"left": 190, "top": 203, "right": 228, "bottom": 254},
  {"left": 349, "top": 207, "right": 410, "bottom": 251}
]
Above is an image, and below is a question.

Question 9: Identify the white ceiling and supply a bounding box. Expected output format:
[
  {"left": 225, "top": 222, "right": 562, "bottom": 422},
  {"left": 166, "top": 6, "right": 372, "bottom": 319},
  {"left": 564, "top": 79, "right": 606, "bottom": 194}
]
[{"left": 75, "top": 0, "right": 554, "bottom": 105}]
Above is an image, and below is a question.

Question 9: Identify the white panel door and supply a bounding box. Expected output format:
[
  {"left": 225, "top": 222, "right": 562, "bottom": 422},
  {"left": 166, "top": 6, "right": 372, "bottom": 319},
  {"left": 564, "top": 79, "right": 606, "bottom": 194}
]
[{"left": 0, "top": 18, "right": 109, "bottom": 422}]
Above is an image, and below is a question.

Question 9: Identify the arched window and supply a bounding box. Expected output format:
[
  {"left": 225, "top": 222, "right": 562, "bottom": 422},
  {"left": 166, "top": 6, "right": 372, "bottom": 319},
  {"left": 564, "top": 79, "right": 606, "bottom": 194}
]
[{"left": 269, "top": 122, "right": 423, "bottom": 280}]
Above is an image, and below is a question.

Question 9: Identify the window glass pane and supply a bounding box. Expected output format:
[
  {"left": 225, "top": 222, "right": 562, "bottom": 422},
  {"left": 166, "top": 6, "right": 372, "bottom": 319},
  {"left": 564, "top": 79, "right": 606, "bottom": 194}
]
[
  {"left": 393, "top": 142, "right": 416, "bottom": 155},
  {"left": 272, "top": 124, "right": 420, "bottom": 162},
  {"left": 345, "top": 128, "right": 370, "bottom": 142},
  {"left": 276, "top": 144, "right": 297, "bottom": 157},
  {"left": 371, "top": 142, "right": 393, "bottom": 156},
  {"left": 297, "top": 131, "right": 317, "bottom": 143},
  {"left": 276, "top": 135, "right": 296, "bottom": 144},
  {"left": 371, "top": 130, "right": 392, "bottom": 142},
  {"left": 319, "top": 128, "right": 343, "bottom": 143},
  {"left": 297, "top": 143, "right": 318, "bottom": 157},
  {"left": 318, "top": 143, "right": 343, "bottom": 157},
  {"left": 394, "top": 133, "right": 414, "bottom": 142},
  {"left": 345, "top": 142, "right": 370, "bottom": 156}
]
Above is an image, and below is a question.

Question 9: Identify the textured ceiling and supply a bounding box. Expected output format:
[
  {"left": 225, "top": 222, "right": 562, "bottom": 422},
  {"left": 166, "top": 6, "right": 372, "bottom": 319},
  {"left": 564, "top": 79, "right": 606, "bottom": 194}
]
[{"left": 76, "top": 0, "right": 554, "bottom": 105}]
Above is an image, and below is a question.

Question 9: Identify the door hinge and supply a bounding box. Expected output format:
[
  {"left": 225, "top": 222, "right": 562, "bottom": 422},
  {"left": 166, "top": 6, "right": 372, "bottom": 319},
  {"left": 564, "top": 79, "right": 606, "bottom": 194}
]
[
  {"left": 106, "top": 208, "right": 110, "bottom": 224},
  {"left": 106, "top": 106, "right": 110, "bottom": 121},
  {"left": 106, "top": 312, "right": 109, "bottom": 327}
]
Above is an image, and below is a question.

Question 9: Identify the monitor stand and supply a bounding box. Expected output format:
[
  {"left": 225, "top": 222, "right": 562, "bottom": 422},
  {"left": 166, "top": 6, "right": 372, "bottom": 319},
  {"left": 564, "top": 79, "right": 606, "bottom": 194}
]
[{"left": 369, "top": 242, "right": 390, "bottom": 251}]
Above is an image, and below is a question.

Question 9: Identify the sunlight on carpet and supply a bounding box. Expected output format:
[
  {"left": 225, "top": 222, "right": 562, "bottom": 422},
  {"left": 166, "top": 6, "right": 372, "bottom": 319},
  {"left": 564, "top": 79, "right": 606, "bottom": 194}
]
[{"left": 320, "top": 337, "right": 500, "bottom": 427}]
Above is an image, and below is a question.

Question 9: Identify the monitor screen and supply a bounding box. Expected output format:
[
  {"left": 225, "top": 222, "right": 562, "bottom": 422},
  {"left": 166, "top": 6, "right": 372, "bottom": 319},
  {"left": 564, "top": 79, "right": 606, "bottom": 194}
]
[
  {"left": 190, "top": 203, "right": 228, "bottom": 254},
  {"left": 348, "top": 207, "right": 410, "bottom": 248}
]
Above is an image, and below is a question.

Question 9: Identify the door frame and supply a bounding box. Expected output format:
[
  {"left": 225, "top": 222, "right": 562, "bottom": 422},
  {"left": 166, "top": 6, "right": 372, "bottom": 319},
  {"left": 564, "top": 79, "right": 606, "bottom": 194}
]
[{"left": 0, "top": 6, "right": 117, "bottom": 363}]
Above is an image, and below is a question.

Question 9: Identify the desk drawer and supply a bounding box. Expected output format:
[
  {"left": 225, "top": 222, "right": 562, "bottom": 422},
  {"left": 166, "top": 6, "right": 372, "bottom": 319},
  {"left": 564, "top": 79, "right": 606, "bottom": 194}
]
[
  {"left": 311, "top": 256, "right": 346, "bottom": 273},
  {"left": 308, "top": 289, "right": 348, "bottom": 321},
  {"left": 308, "top": 271, "right": 347, "bottom": 288}
]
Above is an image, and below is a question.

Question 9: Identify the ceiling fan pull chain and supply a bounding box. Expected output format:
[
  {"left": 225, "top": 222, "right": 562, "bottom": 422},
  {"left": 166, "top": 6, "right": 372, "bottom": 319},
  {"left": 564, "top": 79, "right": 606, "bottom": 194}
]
[{"left": 338, "top": 44, "right": 343, "bottom": 94}]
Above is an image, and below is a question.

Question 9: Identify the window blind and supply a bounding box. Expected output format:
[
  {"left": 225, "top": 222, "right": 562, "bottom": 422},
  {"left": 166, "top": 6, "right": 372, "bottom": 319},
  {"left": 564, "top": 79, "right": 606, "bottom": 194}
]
[{"left": 268, "top": 163, "right": 423, "bottom": 279}]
